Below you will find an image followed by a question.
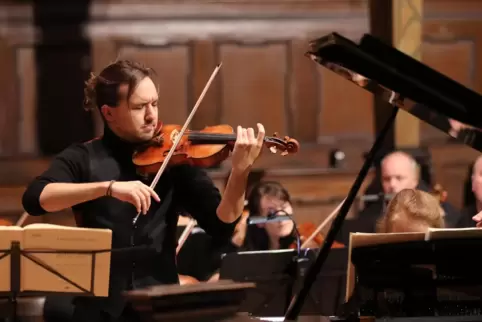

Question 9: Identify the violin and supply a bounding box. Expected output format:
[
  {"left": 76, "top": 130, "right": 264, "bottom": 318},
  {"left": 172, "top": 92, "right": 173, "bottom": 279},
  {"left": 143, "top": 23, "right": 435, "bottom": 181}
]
[
  {"left": 132, "top": 123, "right": 300, "bottom": 177},
  {"left": 0, "top": 211, "right": 29, "bottom": 226},
  {"left": 289, "top": 198, "right": 347, "bottom": 250},
  {"left": 292, "top": 222, "right": 345, "bottom": 249},
  {"left": 0, "top": 218, "right": 14, "bottom": 226},
  {"left": 176, "top": 217, "right": 201, "bottom": 285},
  {"left": 178, "top": 274, "right": 200, "bottom": 285},
  {"left": 431, "top": 183, "right": 448, "bottom": 203}
]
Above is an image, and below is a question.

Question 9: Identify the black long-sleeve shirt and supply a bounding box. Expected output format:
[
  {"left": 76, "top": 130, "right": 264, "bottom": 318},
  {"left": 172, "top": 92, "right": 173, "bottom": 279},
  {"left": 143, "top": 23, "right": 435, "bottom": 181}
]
[{"left": 22, "top": 126, "right": 238, "bottom": 318}]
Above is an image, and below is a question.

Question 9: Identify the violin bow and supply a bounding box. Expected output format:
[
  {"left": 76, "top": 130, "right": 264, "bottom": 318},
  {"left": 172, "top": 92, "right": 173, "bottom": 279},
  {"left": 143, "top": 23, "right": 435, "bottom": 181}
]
[
  {"left": 132, "top": 63, "right": 223, "bottom": 225},
  {"left": 16, "top": 211, "right": 29, "bottom": 226},
  {"left": 300, "top": 198, "right": 346, "bottom": 249},
  {"left": 176, "top": 217, "right": 197, "bottom": 255}
]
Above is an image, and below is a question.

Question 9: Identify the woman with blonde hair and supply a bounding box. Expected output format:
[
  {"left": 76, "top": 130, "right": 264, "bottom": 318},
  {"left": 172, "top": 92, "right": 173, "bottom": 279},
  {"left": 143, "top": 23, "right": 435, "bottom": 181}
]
[{"left": 376, "top": 188, "right": 445, "bottom": 233}]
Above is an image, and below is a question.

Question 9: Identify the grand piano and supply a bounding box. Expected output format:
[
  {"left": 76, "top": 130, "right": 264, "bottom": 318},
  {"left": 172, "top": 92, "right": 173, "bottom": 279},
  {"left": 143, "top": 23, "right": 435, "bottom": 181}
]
[
  {"left": 283, "top": 33, "right": 482, "bottom": 322},
  {"left": 123, "top": 33, "right": 482, "bottom": 322}
]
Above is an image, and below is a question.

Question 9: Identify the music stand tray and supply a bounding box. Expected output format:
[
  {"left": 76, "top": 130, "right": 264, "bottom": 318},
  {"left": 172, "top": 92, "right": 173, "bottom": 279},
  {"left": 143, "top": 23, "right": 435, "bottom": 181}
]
[{"left": 219, "top": 248, "right": 348, "bottom": 318}]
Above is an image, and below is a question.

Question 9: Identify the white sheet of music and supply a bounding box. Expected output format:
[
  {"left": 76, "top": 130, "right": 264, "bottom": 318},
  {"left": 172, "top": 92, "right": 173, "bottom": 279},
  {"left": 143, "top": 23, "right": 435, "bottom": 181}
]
[{"left": 0, "top": 223, "right": 112, "bottom": 296}]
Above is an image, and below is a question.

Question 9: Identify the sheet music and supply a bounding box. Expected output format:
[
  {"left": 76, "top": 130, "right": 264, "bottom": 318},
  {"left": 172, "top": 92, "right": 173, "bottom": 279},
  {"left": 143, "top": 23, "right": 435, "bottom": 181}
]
[
  {"left": 350, "top": 232, "right": 425, "bottom": 248},
  {"left": 425, "top": 227, "right": 482, "bottom": 240},
  {"left": 236, "top": 249, "right": 294, "bottom": 255},
  {"left": 0, "top": 223, "right": 112, "bottom": 296},
  {"left": 0, "top": 226, "right": 22, "bottom": 292}
]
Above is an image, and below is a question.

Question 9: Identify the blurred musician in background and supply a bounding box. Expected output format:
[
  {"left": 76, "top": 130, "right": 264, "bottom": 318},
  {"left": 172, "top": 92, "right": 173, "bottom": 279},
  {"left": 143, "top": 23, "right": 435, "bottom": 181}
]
[
  {"left": 208, "top": 180, "right": 308, "bottom": 282},
  {"left": 176, "top": 169, "right": 266, "bottom": 281},
  {"left": 338, "top": 151, "right": 459, "bottom": 244},
  {"left": 380, "top": 151, "right": 419, "bottom": 195},
  {"left": 242, "top": 181, "right": 312, "bottom": 250},
  {"left": 458, "top": 155, "right": 482, "bottom": 227},
  {"left": 376, "top": 188, "right": 445, "bottom": 233}
]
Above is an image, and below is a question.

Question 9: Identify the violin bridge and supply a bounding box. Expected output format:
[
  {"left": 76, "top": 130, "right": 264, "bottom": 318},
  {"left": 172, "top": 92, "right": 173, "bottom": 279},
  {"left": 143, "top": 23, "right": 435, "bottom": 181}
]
[{"left": 170, "top": 129, "right": 179, "bottom": 143}]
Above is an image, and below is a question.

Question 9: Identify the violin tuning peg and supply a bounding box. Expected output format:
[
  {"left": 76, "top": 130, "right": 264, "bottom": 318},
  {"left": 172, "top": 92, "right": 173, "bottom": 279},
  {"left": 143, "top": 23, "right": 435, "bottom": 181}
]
[
  {"left": 273, "top": 132, "right": 278, "bottom": 137},
  {"left": 269, "top": 146, "right": 278, "bottom": 154},
  {"left": 284, "top": 136, "right": 290, "bottom": 141},
  {"left": 281, "top": 151, "right": 288, "bottom": 156}
]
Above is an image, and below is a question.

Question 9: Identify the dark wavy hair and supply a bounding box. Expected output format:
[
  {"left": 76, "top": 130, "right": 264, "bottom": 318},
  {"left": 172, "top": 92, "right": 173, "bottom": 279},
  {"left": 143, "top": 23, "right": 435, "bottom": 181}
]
[
  {"left": 244, "top": 181, "right": 294, "bottom": 251},
  {"left": 84, "top": 60, "right": 156, "bottom": 112}
]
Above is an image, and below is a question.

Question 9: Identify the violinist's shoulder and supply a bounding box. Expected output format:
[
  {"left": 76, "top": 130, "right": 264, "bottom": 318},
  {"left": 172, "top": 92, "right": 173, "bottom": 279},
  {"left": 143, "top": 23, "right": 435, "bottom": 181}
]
[
  {"left": 60, "top": 142, "right": 90, "bottom": 155},
  {"left": 53, "top": 142, "right": 90, "bottom": 165}
]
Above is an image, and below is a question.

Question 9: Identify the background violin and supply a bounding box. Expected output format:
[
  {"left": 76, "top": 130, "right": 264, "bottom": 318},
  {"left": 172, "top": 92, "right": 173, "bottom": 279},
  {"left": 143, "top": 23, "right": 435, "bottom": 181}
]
[
  {"left": 431, "top": 183, "right": 448, "bottom": 203},
  {"left": 132, "top": 123, "right": 300, "bottom": 176},
  {"left": 291, "top": 222, "right": 345, "bottom": 250},
  {"left": 176, "top": 217, "right": 201, "bottom": 285},
  {"left": 289, "top": 200, "right": 346, "bottom": 250}
]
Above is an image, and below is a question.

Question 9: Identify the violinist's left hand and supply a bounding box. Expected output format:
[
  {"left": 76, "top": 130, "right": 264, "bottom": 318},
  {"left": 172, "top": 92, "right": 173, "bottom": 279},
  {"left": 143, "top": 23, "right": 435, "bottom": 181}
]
[{"left": 231, "top": 123, "right": 265, "bottom": 173}]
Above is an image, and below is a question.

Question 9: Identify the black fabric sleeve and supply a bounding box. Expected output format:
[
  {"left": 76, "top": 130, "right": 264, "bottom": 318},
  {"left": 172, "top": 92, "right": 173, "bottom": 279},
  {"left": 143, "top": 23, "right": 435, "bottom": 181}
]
[
  {"left": 173, "top": 165, "right": 240, "bottom": 242},
  {"left": 441, "top": 201, "right": 462, "bottom": 228},
  {"left": 22, "top": 144, "right": 90, "bottom": 216}
]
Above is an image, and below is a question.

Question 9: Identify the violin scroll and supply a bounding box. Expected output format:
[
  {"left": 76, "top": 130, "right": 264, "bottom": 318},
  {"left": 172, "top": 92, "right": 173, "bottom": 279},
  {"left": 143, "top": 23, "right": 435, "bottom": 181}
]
[{"left": 267, "top": 132, "right": 300, "bottom": 156}]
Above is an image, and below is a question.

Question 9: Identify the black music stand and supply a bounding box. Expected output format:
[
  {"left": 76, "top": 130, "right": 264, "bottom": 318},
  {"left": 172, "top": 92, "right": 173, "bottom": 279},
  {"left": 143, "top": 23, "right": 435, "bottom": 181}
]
[
  {"left": 349, "top": 238, "right": 482, "bottom": 319},
  {"left": 0, "top": 240, "right": 107, "bottom": 321},
  {"left": 219, "top": 248, "right": 348, "bottom": 318}
]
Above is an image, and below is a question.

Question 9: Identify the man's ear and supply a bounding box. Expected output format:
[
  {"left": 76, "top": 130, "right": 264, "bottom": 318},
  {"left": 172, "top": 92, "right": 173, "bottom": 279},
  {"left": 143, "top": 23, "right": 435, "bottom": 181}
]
[{"left": 100, "top": 105, "right": 114, "bottom": 122}]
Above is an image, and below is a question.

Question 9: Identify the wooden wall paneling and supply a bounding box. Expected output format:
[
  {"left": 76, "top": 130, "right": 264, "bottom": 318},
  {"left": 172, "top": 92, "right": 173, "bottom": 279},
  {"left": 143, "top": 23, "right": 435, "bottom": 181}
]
[
  {"left": 90, "top": 38, "right": 119, "bottom": 136},
  {"left": 0, "top": 186, "right": 25, "bottom": 216},
  {"left": 290, "top": 39, "right": 319, "bottom": 143},
  {"left": 317, "top": 66, "right": 374, "bottom": 145},
  {"left": 191, "top": 40, "right": 221, "bottom": 129},
  {"left": 215, "top": 40, "right": 290, "bottom": 135},
  {"left": 421, "top": 26, "right": 477, "bottom": 142},
  {"left": 89, "top": 0, "right": 368, "bottom": 17},
  {"left": 424, "top": 0, "right": 482, "bottom": 16},
  {"left": 0, "top": 36, "right": 20, "bottom": 156},
  {"left": 16, "top": 47, "right": 37, "bottom": 155},
  {"left": 429, "top": 144, "right": 480, "bottom": 208}
]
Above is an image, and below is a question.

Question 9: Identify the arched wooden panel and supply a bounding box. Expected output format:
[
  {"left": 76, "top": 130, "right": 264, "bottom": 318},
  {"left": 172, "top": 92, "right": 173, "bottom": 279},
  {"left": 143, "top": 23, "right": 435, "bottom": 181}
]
[
  {"left": 0, "top": 38, "right": 20, "bottom": 156},
  {"left": 318, "top": 67, "right": 374, "bottom": 143},
  {"left": 291, "top": 39, "right": 320, "bottom": 142},
  {"left": 16, "top": 47, "right": 38, "bottom": 155},
  {"left": 216, "top": 41, "right": 290, "bottom": 136},
  {"left": 421, "top": 39, "right": 475, "bottom": 141}
]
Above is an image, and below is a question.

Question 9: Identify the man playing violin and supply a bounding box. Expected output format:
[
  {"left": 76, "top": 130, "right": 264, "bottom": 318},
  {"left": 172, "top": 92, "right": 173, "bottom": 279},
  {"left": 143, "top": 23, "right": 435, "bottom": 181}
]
[{"left": 22, "top": 60, "right": 266, "bottom": 322}]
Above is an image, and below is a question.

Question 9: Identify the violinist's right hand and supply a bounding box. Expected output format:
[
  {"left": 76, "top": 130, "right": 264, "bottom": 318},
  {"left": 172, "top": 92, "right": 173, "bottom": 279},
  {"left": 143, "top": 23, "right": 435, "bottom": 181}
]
[{"left": 110, "top": 181, "right": 161, "bottom": 214}]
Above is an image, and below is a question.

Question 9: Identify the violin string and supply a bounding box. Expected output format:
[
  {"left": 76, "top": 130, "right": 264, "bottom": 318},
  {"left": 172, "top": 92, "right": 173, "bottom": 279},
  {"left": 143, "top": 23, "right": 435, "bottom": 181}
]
[{"left": 187, "top": 132, "right": 275, "bottom": 144}]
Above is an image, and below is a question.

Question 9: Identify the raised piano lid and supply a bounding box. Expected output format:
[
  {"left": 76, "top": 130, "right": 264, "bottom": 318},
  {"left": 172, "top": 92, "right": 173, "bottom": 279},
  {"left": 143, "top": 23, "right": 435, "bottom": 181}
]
[{"left": 305, "top": 32, "right": 482, "bottom": 151}]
